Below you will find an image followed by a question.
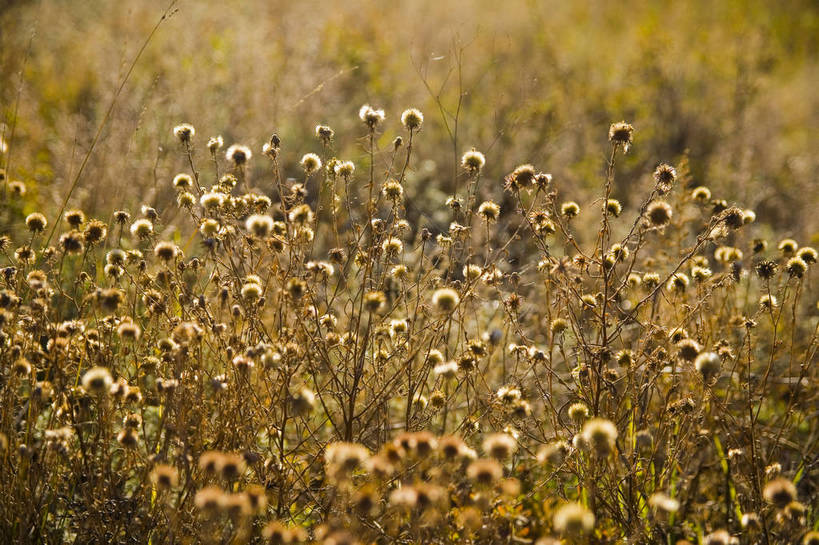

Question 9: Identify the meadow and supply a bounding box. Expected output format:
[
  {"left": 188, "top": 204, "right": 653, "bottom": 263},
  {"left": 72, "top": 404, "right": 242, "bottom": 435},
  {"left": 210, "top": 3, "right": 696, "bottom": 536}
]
[{"left": 0, "top": 0, "right": 817, "bottom": 543}]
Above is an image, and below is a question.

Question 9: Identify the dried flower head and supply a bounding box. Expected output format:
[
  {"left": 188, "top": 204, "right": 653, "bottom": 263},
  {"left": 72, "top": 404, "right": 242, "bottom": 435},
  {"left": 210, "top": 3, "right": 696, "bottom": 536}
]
[
  {"left": 437, "top": 435, "right": 466, "bottom": 460},
  {"left": 64, "top": 209, "right": 85, "bottom": 228},
  {"left": 300, "top": 153, "right": 322, "bottom": 174},
  {"left": 291, "top": 387, "right": 316, "bottom": 415},
  {"left": 112, "top": 211, "right": 130, "bottom": 226},
  {"left": 334, "top": 160, "right": 355, "bottom": 178},
  {"left": 581, "top": 418, "right": 618, "bottom": 457},
  {"left": 286, "top": 278, "right": 307, "bottom": 299},
  {"left": 537, "top": 440, "right": 570, "bottom": 466},
  {"left": 173, "top": 173, "right": 193, "bottom": 190},
  {"left": 646, "top": 201, "right": 673, "bottom": 226},
  {"left": 550, "top": 318, "right": 569, "bottom": 335},
  {"left": 721, "top": 207, "right": 745, "bottom": 229},
  {"left": 561, "top": 201, "right": 580, "bottom": 219},
  {"left": 325, "top": 442, "right": 369, "bottom": 479},
  {"left": 26, "top": 213, "right": 47, "bottom": 233},
  {"left": 117, "top": 320, "right": 141, "bottom": 341},
  {"left": 466, "top": 458, "right": 503, "bottom": 485},
  {"left": 315, "top": 124, "right": 334, "bottom": 142},
  {"left": 692, "top": 186, "right": 712, "bottom": 202},
  {"left": 150, "top": 464, "right": 179, "bottom": 490},
  {"left": 763, "top": 477, "right": 797, "bottom": 508},
  {"left": 289, "top": 203, "right": 314, "bottom": 225},
  {"left": 363, "top": 290, "right": 386, "bottom": 313},
  {"left": 83, "top": 220, "right": 108, "bottom": 244},
  {"left": 382, "top": 179, "right": 403, "bottom": 202},
  {"left": 461, "top": 149, "right": 486, "bottom": 172},
  {"left": 245, "top": 214, "right": 274, "bottom": 238},
  {"left": 608, "top": 121, "right": 634, "bottom": 151},
  {"left": 154, "top": 241, "right": 179, "bottom": 262},
  {"left": 117, "top": 427, "right": 138, "bottom": 448},
  {"left": 785, "top": 257, "right": 807, "bottom": 278},
  {"left": 691, "top": 265, "right": 712, "bottom": 283},
  {"left": 359, "top": 104, "right": 385, "bottom": 128},
  {"left": 82, "top": 366, "right": 113, "bottom": 394},
  {"left": 432, "top": 288, "right": 460, "bottom": 313},
  {"left": 553, "top": 502, "right": 595, "bottom": 535},
  {"left": 130, "top": 218, "right": 153, "bottom": 239},
  {"left": 400, "top": 108, "right": 423, "bottom": 130},
  {"left": 653, "top": 163, "right": 677, "bottom": 193},
  {"left": 434, "top": 361, "right": 458, "bottom": 379},
  {"left": 677, "top": 339, "right": 702, "bottom": 362},
  {"left": 667, "top": 273, "right": 689, "bottom": 293},
  {"left": 694, "top": 351, "right": 721, "bottom": 381},
  {"left": 606, "top": 199, "right": 622, "bottom": 217},
  {"left": 703, "top": 530, "right": 733, "bottom": 545},
  {"left": 219, "top": 453, "right": 247, "bottom": 480},
  {"left": 59, "top": 231, "right": 84, "bottom": 254},
  {"left": 797, "top": 246, "right": 817, "bottom": 264},
  {"left": 478, "top": 200, "right": 500, "bottom": 222},
  {"left": 648, "top": 492, "right": 680, "bottom": 514},
  {"left": 778, "top": 238, "right": 798, "bottom": 255},
  {"left": 755, "top": 260, "right": 777, "bottom": 280},
  {"left": 207, "top": 135, "right": 223, "bottom": 152},
  {"left": 8, "top": 180, "right": 26, "bottom": 196},
  {"left": 194, "top": 485, "right": 224, "bottom": 513},
  {"left": 505, "top": 164, "right": 536, "bottom": 191},
  {"left": 482, "top": 432, "right": 517, "bottom": 459},
  {"left": 173, "top": 123, "right": 195, "bottom": 143},
  {"left": 381, "top": 237, "right": 403, "bottom": 257},
  {"left": 568, "top": 402, "right": 590, "bottom": 424},
  {"left": 740, "top": 512, "right": 760, "bottom": 530},
  {"left": 226, "top": 144, "right": 252, "bottom": 166}
]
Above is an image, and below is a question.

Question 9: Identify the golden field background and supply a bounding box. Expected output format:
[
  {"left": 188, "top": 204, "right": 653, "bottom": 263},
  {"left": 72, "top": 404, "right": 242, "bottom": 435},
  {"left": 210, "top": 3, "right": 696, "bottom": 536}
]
[{"left": 2, "top": 0, "right": 818, "bottom": 240}]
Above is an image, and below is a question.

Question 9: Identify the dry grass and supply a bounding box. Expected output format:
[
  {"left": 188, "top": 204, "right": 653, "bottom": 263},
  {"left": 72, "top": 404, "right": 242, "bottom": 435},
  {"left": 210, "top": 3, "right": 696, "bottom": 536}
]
[{"left": 0, "top": 1, "right": 817, "bottom": 544}]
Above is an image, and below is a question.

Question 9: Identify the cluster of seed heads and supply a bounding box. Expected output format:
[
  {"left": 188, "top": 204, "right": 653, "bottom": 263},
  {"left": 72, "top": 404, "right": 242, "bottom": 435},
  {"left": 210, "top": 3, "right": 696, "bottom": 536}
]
[{"left": 0, "top": 112, "right": 815, "bottom": 544}]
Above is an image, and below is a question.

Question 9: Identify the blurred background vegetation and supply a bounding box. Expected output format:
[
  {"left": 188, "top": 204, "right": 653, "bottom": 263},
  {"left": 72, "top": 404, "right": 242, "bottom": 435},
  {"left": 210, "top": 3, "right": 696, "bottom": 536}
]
[{"left": 2, "top": 0, "right": 817, "bottom": 242}]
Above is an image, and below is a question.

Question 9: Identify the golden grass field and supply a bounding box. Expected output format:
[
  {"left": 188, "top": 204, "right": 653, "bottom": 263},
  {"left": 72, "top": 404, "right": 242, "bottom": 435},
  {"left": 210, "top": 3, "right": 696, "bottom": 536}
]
[{"left": 0, "top": 1, "right": 817, "bottom": 543}]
